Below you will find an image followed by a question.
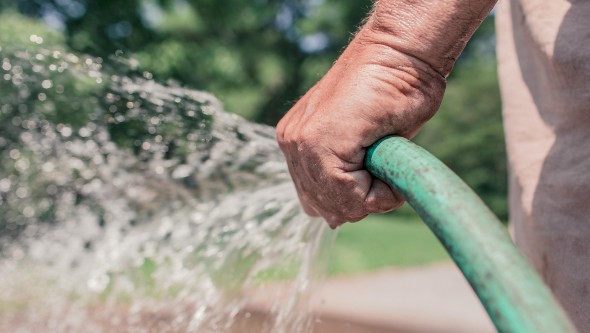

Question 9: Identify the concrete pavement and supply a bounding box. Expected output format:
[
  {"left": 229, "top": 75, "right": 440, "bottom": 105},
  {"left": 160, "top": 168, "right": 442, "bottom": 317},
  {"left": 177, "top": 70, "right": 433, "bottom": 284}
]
[{"left": 247, "top": 262, "right": 496, "bottom": 333}]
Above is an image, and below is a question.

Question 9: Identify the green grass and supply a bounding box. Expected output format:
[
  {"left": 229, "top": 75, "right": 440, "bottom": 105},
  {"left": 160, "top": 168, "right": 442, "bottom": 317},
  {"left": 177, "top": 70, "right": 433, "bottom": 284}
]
[{"left": 328, "top": 206, "right": 450, "bottom": 276}]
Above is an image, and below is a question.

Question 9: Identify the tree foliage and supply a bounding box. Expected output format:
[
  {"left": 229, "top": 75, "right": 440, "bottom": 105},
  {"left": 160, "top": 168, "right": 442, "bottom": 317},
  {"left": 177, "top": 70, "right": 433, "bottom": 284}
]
[{"left": 3, "top": 0, "right": 374, "bottom": 123}]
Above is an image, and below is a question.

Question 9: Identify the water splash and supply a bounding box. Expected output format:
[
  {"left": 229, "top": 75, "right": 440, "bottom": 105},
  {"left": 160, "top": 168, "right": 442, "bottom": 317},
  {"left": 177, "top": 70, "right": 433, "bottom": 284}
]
[{"left": 0, "top": 36, "right": 333, "bottom": 332}]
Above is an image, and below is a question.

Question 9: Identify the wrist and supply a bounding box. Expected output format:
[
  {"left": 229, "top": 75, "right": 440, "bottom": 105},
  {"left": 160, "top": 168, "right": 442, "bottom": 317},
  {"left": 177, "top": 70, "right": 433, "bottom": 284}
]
[
  {"left": 360, "top": 0, "right": 496, "bottom": 77},
  {"left": 351, "top": 27, "right": 446, "bottom": 87}
]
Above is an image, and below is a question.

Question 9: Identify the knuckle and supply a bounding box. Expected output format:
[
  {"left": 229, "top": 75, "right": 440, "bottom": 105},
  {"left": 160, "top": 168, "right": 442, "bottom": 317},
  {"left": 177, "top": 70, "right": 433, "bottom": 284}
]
[
  {"left": 276, "top": 130, "right": 286, "bottom": 148},
  {"left": 340, "top": 205, "right": 367, "bottom": 223},
  {"left": 333, "top": 174, "right": 357, "bottom": 191},
  {"left": 296, "top": 126, "right": 322, "bottom": 152},
  {"left": 276, "top": 127, "right": 290, "bottom": 150},
  {"left": 338, "top": 202, "right": 367, "bottom": 222},
  {"left": 365, "top": 195, "right": 386, "bottom": 211}
]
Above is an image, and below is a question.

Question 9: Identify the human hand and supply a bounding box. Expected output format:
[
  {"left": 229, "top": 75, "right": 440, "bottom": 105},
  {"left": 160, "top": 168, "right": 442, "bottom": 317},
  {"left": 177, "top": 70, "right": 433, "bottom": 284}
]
[{"left": 276, "top": 27, "right": 446, "bottom": 228}]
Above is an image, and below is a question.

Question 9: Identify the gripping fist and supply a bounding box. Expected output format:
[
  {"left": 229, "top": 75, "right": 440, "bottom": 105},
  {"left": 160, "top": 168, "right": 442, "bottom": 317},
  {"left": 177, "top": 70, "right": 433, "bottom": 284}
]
[{"left": 276, "top": 28, "right": 446, "bottom": 228}]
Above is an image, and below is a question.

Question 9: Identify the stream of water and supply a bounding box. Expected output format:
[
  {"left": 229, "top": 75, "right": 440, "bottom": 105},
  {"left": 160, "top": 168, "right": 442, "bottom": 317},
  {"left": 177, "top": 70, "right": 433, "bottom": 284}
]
[{"left": 0, "top": 36, "right": 333, "bottom": 333}]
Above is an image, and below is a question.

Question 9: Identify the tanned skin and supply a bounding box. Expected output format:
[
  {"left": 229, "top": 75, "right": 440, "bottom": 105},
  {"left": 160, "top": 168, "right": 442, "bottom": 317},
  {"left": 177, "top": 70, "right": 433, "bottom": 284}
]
[{"left": 276, "top": 0, "right": 497, "bottom": 228}]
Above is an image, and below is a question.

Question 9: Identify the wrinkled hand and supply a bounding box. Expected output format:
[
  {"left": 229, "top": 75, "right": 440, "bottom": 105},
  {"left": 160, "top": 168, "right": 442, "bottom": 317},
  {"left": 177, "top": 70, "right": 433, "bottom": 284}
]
[{"left": 276, "top": 28, "right": 446, "bottom": 228}]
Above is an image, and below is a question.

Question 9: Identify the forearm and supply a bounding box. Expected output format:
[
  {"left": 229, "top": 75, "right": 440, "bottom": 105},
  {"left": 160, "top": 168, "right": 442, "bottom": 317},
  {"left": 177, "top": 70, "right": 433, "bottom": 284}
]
[{"left": 359, "top": 0, "right": 497, "bottom": 77}]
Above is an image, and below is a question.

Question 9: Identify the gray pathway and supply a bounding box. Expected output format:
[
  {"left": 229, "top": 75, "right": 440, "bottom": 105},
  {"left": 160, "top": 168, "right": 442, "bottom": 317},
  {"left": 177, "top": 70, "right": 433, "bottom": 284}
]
[{"left": 247, "top": 263, "right": 496, "bottom": 333}]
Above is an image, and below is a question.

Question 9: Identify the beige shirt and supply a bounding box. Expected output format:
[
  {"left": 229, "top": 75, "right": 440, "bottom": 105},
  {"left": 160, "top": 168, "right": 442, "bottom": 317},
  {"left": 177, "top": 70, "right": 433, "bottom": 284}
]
[{"left": 496, "top": 0, "right": 590, "bottom": 331}]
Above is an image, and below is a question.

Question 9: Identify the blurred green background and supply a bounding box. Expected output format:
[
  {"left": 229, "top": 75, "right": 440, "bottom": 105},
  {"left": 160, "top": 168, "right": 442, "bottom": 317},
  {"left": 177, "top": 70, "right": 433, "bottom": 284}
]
[{"left": 0, "top": 0, "right": 505, "bottom": 274}]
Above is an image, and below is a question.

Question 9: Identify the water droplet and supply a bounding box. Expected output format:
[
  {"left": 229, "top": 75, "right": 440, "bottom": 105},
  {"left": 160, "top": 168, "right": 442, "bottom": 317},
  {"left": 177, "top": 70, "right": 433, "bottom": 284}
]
[
  {"left": 46, "top": 184, "right": 57, "bottom": 195},
  {"left": 29, "top": 34, "right": 43, "bottom": 44},
  {"left": 42, "top": 162, "right": 55, "bottom": 173},
  {"left": 62, "top": 127, "right": 72, "bottom": 137},
  {"left": 9, "top": 149, "right": 21, "bottom": 159},
  {"left": 0, "top": 178, "right": 11, "bottom": 192},
  {"left": 65, "top": 53, "right": 78, "bottom": 63},
  {"left": 80, "top": 169, "right": 95, "bottom": 180},
  {"left": 20, "top": 132, "right": 33, "bottom": 143},
  {"left": 87, "top": 272, "right": 110, "bottom": 292},
  {"left": 23, "top": 206, "right": 35, "bottom": 218},
  {"left": 41, "top": 80, "right": 53, "bottom": 89},
  {"left": 15, "top": 159, "right": 30, "bottom": 172},
  {"left": 172, "top": 165, "right": 193, "bottom": 179},
  {"left": 11, "top": 117, "right": 22, "bottom": 126},
  {"left": 150, "top": 117, "right": 160, "bottom": 125},
  {"left": 15, "top": 187, "right": 28, "bottom": 199},
  {"left": 79, "top": 127, "right": 92, "bottom": 137}
]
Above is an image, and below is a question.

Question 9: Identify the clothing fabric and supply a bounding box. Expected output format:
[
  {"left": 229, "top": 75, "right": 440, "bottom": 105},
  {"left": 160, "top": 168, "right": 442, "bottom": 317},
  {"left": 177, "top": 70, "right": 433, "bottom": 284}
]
[{"left": 496, "top": 0, "right": 590, "bottom": 331}]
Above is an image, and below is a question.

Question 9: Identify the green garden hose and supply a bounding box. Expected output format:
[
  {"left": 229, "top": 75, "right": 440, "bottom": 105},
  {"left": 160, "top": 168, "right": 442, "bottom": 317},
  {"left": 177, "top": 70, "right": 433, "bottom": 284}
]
[{"left": 365, "top": 136, "right": 577, "bottom": 333}]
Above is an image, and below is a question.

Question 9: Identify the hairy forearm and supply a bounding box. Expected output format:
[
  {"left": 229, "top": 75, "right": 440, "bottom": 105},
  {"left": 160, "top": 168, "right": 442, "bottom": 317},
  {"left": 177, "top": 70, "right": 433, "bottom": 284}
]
[{"left": 360, "top": 0, "right": 497, "bottom": 77}]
